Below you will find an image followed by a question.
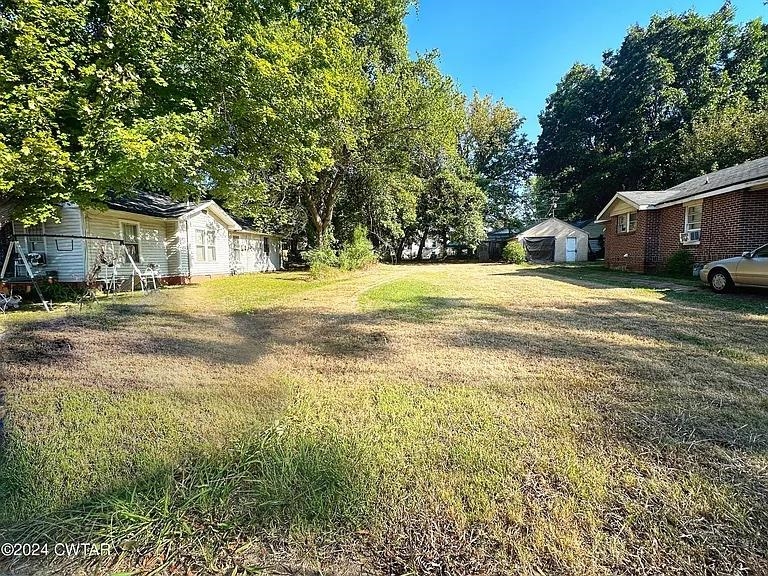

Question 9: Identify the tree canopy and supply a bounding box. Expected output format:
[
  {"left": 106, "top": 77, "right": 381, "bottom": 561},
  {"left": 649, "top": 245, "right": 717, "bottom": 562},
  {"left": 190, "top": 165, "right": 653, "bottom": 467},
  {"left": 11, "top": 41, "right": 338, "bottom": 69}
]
[
  {"left": 2, "top": 0, "right": 537, "bottom": 255},
  {"left": 536, "top": 4, "right": 768, "bottom": 220}
]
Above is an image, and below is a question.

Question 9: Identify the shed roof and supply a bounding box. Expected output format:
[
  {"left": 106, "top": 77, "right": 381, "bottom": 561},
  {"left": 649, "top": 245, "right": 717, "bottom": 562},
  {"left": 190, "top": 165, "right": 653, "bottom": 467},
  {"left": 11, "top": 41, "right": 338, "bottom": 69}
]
[{"left": 518, "top": 217, "right": 589, "bottom": 238}]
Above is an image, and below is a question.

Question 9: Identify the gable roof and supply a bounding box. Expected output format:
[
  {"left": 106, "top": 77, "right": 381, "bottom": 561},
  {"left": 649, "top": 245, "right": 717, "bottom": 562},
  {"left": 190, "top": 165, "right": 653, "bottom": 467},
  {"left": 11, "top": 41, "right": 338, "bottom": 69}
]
[
  {"left": 519, "top": 217, "right": 589, "bottom": 237},
  {"left": 595, "top": 156, "right": 768, "bottom": 222},
  {"left": 105, "top": 191, "right": 203, "bottom": 218},
  {"left": 103, "top": 191, "right": 278, "bottom": 233}
]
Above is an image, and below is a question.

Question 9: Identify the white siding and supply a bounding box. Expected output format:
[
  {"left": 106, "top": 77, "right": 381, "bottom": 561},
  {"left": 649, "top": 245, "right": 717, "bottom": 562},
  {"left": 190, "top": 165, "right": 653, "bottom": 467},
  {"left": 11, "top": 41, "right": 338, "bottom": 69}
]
[
  {"left": 184, "top": 211, "right": 232, "bottom": 277},
  {"left": 10, "top": 205, "right": 87, "bottom": 282},
  {"left": 165, "top": 220, "right": 189, "bottom": 277},
  {"left": 232, "top": 233, "right": 281, "bottom": 273},
  {"left": 84, "top": 210, "right": 171, "bottom": 276}
]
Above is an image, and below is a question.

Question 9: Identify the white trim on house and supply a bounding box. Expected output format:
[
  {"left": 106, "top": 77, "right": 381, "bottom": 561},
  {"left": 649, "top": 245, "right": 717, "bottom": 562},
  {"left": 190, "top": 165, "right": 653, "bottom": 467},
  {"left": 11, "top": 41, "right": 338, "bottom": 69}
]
[
  {"left": 681, "top": 201, "right": 703, "bottom": 245},
  {"left": 118, "top": 218, "right": 142, "bottom": 263},
  {"left": 596, "top": 179, "right": 768, "bottom": 223},
  {"left": 180, "top": 201, "right": 241, "bottom": 231}
]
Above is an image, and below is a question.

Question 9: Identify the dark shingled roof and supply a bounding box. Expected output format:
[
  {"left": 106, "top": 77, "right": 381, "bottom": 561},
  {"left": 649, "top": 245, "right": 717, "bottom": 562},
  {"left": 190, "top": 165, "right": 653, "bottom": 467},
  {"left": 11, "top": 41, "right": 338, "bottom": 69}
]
[
  {"left": 660, "top": 156, "right": 768, "bottom": 205},
  {"left": 104, "top": 191, "right": 201, "bottom": 218}
]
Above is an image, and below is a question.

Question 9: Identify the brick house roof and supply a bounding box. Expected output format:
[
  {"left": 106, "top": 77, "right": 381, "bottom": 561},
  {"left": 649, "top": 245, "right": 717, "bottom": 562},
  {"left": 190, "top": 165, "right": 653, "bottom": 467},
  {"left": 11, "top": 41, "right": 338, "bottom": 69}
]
[
  {"left": 661, "top": 156, "right": 768, "bottom": 205},
  {"left": 596, "top": 156, "right": 768, "bottom": 222}
]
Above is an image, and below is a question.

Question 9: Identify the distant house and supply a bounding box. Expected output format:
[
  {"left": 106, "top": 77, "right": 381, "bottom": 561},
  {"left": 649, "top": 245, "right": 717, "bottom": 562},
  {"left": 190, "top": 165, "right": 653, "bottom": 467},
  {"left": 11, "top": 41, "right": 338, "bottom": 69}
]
[
  {"left": 516, "top": 218, "right": 589, "bottom": 263},
  {"left": 0, "top": 192, "right": 282, "bottom": 286},
  {"left": 595, "top": 157, "right": 768, "bottom": 273},
  {"left": 401, "top": 236, "right": 443, "bottom": 260},
  {"left": 572, "top": 219, "right": 606, "bottom": 260}
]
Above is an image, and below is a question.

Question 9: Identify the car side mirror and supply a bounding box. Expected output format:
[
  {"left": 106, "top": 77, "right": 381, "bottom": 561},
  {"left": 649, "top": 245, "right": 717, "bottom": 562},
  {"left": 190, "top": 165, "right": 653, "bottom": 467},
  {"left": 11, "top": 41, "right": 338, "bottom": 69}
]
[{"left": 742, "top": 251, "right": 753, "bottom": 258}]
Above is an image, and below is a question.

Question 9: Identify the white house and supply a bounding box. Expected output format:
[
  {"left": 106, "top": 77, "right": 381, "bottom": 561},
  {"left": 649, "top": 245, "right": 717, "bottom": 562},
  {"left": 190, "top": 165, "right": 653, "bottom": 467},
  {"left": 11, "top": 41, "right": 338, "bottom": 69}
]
[
  {"left": 1, "top": 192, "right": 282, "bottom": 285},
  {"left": 517, "top": 217, "right": 589, "bottom": 263}
]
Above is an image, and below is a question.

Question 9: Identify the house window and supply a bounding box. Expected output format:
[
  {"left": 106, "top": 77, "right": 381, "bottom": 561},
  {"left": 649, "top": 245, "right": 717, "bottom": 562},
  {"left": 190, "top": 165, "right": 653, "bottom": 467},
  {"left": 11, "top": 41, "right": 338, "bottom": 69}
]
[
  {"left": 684, "top": 204, "right": 702, "bottom": 243},
  {"left": 264, "top": 237, "right": 270, "bottom": 255},
  {"left": 23, "top": 224, "right": 46, "bottom": 254},
  {"left": 195, "top": 229, "right": 217, "bottom": 262},
  {"left": 617, "top": 212, "right": 637, "bottom": 234},
  {"left": 121, "top": 222, "right": 140, "bottom": 263},
  {"left": 232, "top": 235, "right": 241, "bottom": 263}
]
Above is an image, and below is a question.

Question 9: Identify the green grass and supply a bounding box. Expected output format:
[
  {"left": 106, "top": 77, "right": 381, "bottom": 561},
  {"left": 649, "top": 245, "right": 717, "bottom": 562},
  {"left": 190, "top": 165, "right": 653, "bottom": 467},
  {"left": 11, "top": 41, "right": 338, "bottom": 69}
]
[
  {"left": 1, "top": 263, "right": 767, "bottom": 574},
  {"left": 520, "top": 263, "right": 768, "bottom": 314},
  {"left": 359, "top": 278, "right": 449, "bottom": 321}
]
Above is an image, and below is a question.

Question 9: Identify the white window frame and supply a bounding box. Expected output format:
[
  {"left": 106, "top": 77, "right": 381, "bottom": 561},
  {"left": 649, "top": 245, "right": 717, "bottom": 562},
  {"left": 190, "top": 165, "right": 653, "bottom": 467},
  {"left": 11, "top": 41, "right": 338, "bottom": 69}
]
[
  {"left": 195, "top": 228, "right": 217, "bottom": 262},
  {"left": 232, "top": 235, "right": 242, "bottom": 263},
  {"left": 119, "top": 220, "right": 141, "bottom": 264},
  {"left": 23, "top": 222, "right": 47, "bottom": 255},
  {"left": 683, "top": 202, "right": 702, "bottom": 245},
  {"left": 617, "top": 212, "right": 637, "bottom": 234}
]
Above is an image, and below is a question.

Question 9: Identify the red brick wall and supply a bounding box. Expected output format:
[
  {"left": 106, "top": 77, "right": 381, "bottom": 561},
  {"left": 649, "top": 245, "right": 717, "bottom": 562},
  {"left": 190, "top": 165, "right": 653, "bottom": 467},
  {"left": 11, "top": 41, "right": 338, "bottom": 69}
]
[
  {"left": 604, "top": 189, "right": 768, "bottom": 272},
  {"left": 604, "top": 211, "right": 649, "bottom": 272},
  {"left": 737, "top": 189, "right": 768, "bottom": 253}
]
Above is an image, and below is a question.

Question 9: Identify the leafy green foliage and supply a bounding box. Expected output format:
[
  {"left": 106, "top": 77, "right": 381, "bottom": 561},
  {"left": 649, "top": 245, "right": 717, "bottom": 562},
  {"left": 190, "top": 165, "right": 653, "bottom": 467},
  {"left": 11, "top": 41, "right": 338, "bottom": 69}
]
[
  {"left": 665, "top": 250, "right": 695, "bottom": 277},
  {"left": 460, "top": 93, "right": 535, "bottom": 231},
  {"left": 502, "top": 241, "right": 526, "bottom": 264},
  {"left": 537, "top": 6, "right": 768, "bottom": 220},
  {"left": 305, "top": 244, "right": 340, "bottom": 277},
  {"left": 339, "top": 226, "right": 378, "bottom": 271}
]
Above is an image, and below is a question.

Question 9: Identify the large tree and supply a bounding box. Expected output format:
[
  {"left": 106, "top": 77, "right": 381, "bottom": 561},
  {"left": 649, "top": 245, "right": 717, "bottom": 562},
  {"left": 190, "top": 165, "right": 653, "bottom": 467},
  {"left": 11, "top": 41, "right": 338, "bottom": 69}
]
[
  {"left": 536, "top": 5, "right": 768, "bottom": 220},
  {"left": 459, "top": 93, "right": 534, "bottom": 231}
]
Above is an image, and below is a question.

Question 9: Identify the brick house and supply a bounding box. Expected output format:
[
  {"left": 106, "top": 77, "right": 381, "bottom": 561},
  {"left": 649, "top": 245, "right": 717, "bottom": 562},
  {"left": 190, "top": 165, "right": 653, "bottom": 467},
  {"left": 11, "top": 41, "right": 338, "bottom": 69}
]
[{"left": 595, "top": 157, "right": 768, "bottom": 273}]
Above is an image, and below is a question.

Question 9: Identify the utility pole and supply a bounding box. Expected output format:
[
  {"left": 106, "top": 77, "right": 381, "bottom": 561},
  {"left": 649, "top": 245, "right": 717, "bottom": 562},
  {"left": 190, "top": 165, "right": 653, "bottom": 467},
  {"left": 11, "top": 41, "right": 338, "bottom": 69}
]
[{"left": 549, "top": 192, "right": 560, "bottom": 218}]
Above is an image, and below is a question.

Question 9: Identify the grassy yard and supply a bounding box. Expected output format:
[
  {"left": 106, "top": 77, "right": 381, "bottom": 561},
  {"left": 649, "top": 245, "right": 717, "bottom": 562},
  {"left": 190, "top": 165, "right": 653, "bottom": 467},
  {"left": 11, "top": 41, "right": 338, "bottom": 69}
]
[{"left": 1, "top": 263, "right": 767, "bottom": 575}]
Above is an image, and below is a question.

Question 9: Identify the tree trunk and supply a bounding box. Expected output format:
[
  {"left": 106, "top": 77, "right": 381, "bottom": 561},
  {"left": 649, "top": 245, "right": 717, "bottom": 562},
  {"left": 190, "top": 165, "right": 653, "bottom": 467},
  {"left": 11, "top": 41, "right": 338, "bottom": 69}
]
[
  {"left": 301, "top": 170, "right": 343, "bottom": 247},
  {"left": 416, "top": 229, "right": 429, "bottom": 260},
  {"left": 395, "top": 238, "right": 406, "bottom": 263}
]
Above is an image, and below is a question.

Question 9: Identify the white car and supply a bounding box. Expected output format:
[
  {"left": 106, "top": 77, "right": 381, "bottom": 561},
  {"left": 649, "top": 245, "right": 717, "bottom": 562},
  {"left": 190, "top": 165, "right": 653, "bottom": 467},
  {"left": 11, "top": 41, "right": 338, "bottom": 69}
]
[{"left": 700, "top": 243, "right": 768, "bottom": 293}]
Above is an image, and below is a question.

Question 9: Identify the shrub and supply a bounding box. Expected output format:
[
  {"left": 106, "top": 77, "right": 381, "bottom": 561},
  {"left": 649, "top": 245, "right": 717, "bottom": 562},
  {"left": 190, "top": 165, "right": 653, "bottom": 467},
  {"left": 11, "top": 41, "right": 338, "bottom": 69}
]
[
  {"left": 665, "top": 249, "right": 695, "bottom": 277},
  {"left": 39, "top": 281, "right": 81, "bottom": 303},
  {"left": 502, "top": 241, "right": 526, "bottom": 264},
  {"left": 305, "top": 244, "right": 339, "bottom": 277},
  {"left": 339, "top": 226, "right": 378, "bottom": 271}
]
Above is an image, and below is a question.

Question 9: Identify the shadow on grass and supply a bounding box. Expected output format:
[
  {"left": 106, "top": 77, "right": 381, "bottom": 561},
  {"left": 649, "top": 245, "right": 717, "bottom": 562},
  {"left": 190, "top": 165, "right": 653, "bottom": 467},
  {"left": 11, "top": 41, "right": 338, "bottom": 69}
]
[
  {"left": 503, "top": 265, "right": 768, "bottom": 315},
  {"left": 2, "top": 273, "right": 768, "bottom": 572}
]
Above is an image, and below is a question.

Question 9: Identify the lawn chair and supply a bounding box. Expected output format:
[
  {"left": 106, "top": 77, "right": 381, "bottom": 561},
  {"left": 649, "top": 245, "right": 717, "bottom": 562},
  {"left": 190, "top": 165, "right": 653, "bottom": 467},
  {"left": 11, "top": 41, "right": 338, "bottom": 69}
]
[{"left": 0, "top": 292, "right": 22, "bottom": 313}]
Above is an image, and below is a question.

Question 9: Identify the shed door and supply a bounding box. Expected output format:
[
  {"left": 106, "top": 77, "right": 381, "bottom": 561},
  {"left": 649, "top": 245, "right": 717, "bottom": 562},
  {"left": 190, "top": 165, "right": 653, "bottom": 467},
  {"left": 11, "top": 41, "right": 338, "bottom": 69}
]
[{"left": 565, "top": 236, "right": 577, "bottom": 262}]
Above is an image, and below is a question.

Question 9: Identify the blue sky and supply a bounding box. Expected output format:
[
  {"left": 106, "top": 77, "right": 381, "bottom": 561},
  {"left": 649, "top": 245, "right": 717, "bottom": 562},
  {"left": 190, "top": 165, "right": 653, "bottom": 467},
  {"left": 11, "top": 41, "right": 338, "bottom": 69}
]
[{"left": 406, "top": 1, "right": 766, "bottom": 140}]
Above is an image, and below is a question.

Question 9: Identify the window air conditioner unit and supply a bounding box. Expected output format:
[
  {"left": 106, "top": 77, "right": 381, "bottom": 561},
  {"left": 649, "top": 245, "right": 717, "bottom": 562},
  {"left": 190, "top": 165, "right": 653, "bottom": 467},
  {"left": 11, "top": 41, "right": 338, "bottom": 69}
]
[
  {"left": 680, "top": 230, "right": 701, "bottom": 244},
  {"left": 27, "top": 252, "right": 47, "bottom": 267}
]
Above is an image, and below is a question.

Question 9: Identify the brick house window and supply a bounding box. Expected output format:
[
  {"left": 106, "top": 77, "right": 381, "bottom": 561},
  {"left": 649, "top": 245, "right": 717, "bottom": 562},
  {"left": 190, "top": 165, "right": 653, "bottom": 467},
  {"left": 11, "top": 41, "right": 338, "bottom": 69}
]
[
  {"left": 684, "top": 204, "right": 702, "bottom": 243},
  {"left": 617, "top": 212, "right": 637, "bottom": 233}
]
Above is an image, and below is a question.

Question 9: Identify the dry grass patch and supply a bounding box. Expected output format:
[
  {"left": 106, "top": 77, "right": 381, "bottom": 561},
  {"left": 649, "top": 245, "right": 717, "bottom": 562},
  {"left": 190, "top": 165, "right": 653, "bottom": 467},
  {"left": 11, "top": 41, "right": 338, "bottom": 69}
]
[{"left": 1, "top": 264, "right": 767, "bottom": 574}]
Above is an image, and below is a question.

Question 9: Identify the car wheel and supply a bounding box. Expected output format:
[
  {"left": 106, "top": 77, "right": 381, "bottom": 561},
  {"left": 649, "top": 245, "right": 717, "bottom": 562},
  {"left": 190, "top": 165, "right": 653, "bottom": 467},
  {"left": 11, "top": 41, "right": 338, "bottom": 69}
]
[{"left": 709, "top": 268, "right": 733, "bottom": 293}]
